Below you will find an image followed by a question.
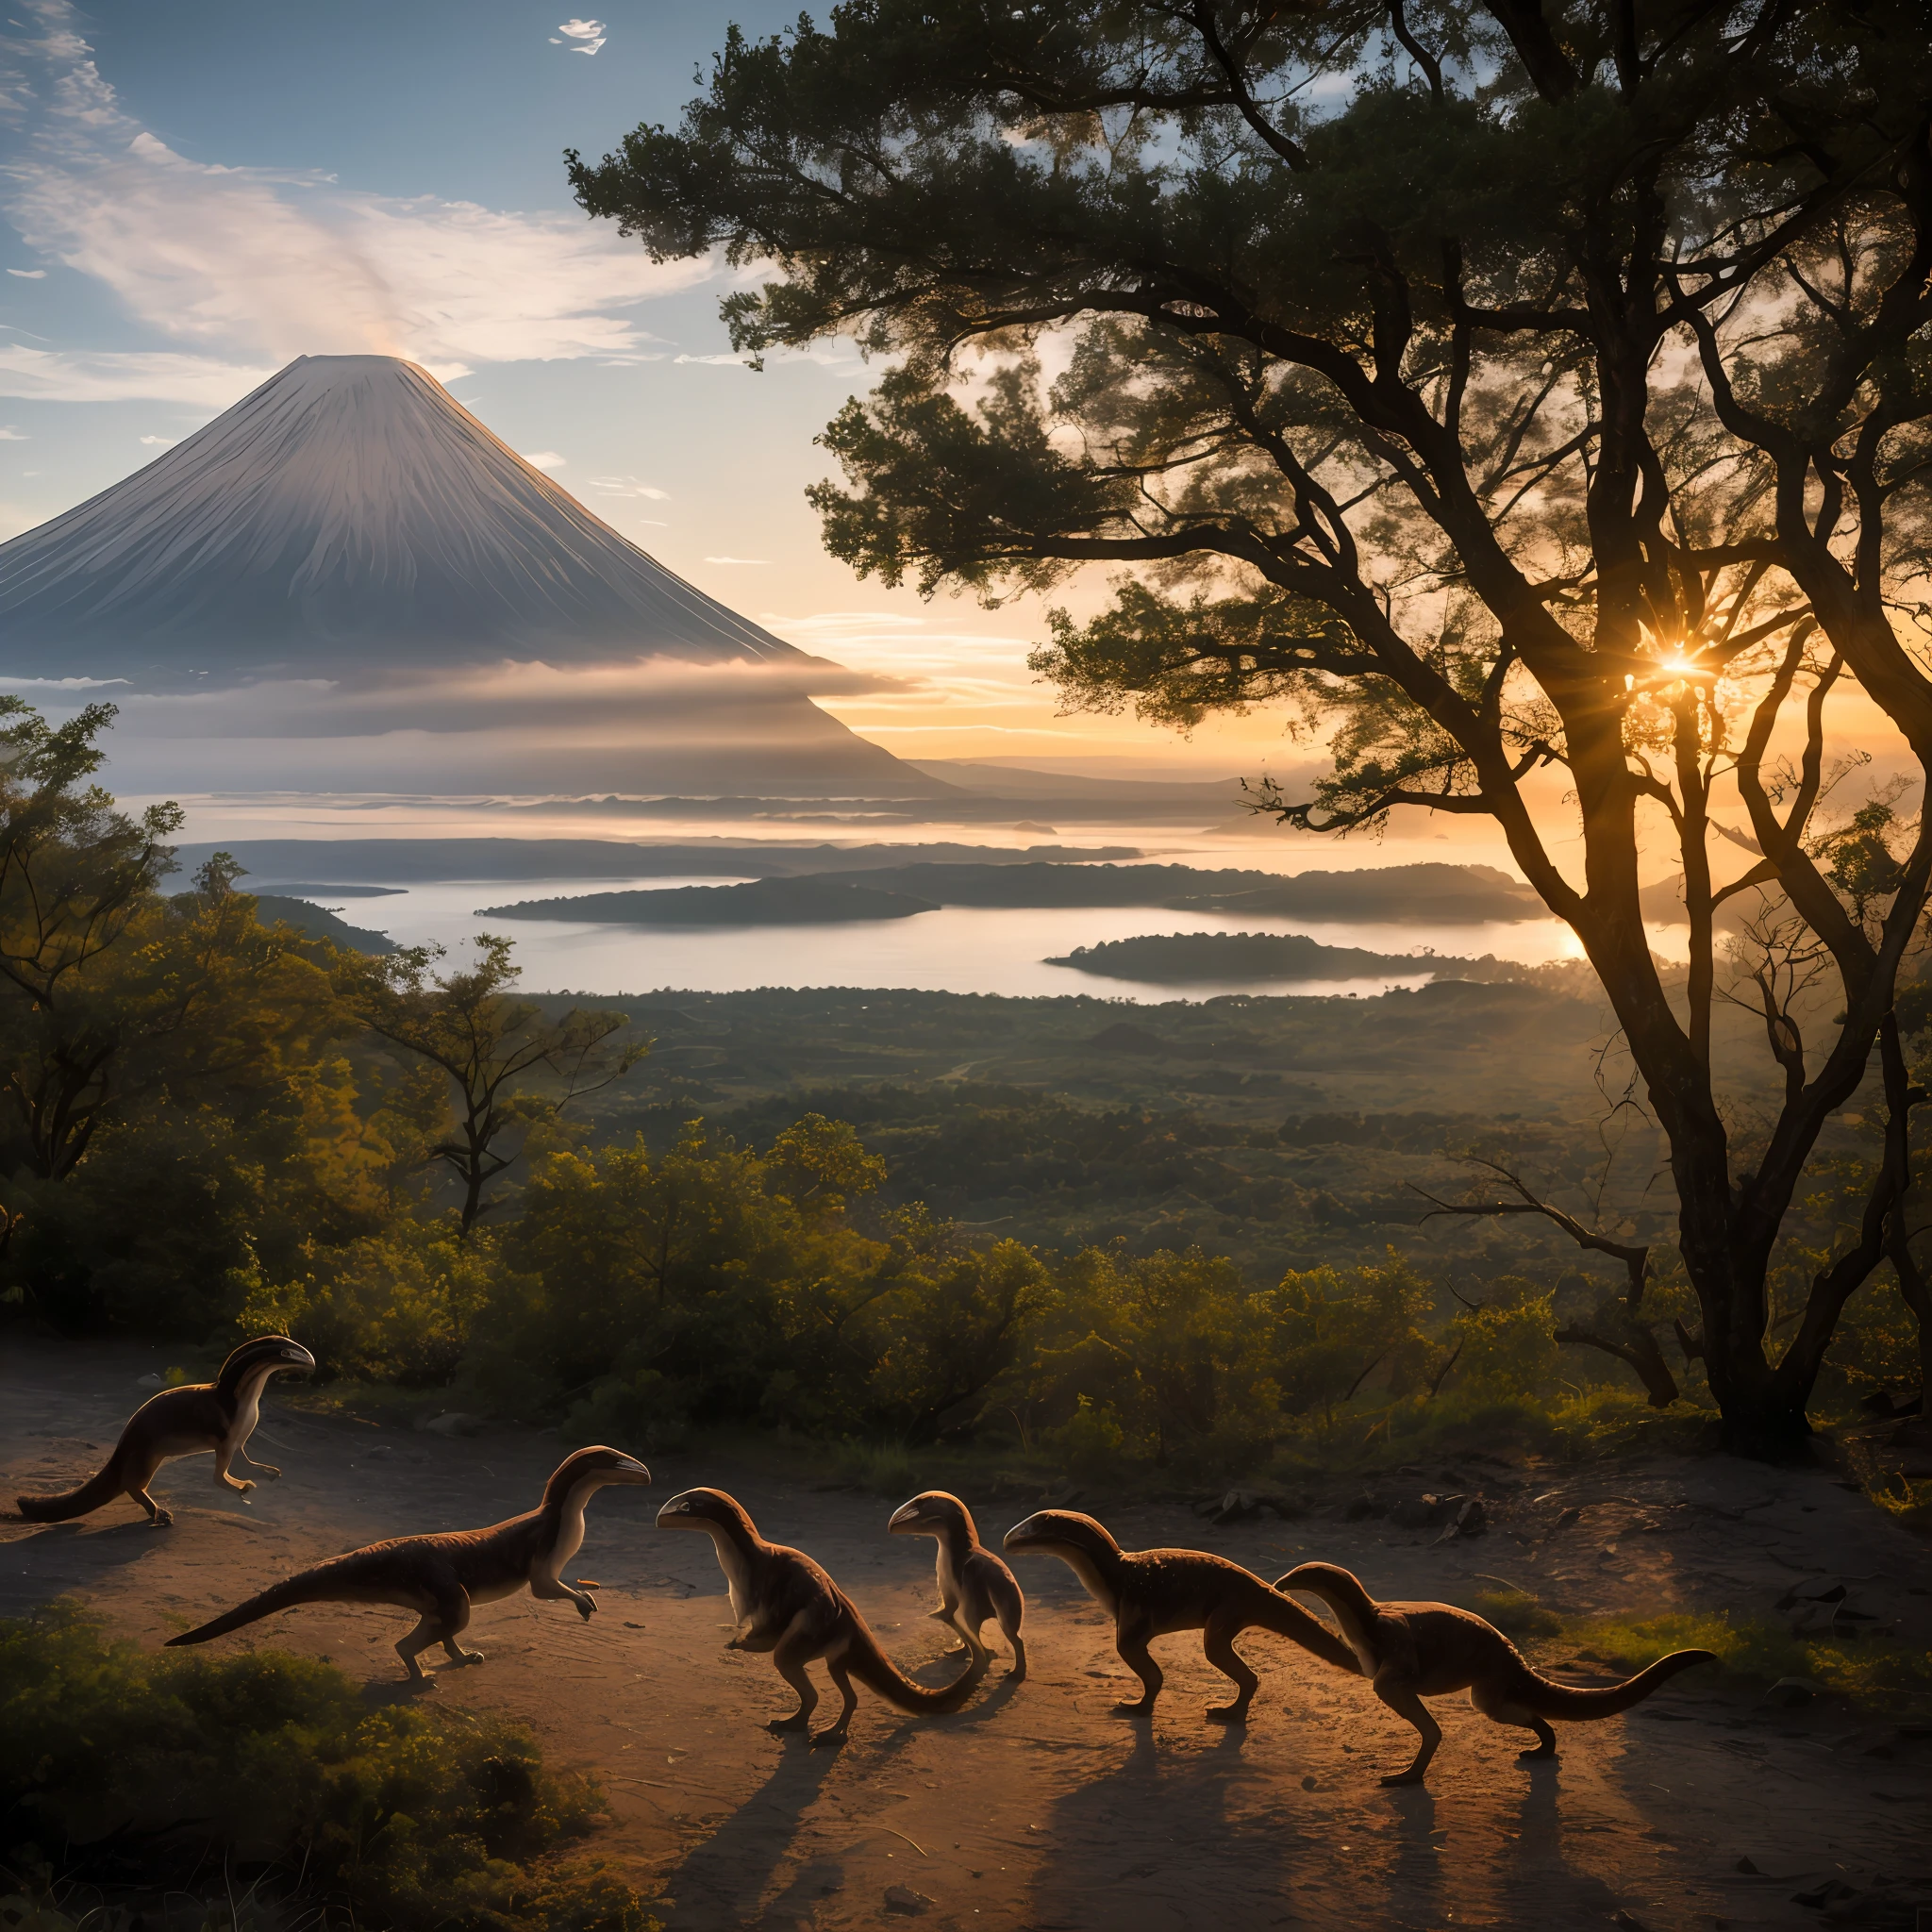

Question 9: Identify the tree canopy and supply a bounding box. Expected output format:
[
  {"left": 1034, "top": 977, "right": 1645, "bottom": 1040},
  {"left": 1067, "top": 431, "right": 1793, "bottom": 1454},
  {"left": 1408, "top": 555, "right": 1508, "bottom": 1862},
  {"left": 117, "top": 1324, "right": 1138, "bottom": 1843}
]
[{"left": 572, "top": 1, "right": 1932, "bottom": 1451}]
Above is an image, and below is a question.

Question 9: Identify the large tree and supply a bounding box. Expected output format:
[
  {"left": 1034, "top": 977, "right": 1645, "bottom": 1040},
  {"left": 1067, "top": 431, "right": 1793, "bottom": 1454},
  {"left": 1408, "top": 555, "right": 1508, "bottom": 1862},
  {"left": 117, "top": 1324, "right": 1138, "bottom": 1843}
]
[{"left": 571, "top": 1, "right": 1932, "bottom": 1453}]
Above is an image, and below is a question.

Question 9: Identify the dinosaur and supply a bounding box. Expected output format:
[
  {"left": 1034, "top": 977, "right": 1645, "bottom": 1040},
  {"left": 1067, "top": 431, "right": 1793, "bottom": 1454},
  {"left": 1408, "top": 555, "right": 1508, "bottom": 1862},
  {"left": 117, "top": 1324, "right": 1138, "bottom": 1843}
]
[
  {"left": 165, "top": 1446, "right": 650, "bottom": 1681},
  {"left": 888, "top": 1489, "right": 1026, "bottom": 1680},
  {"left": 659, "top": 1486, "right": 988, "bottom": 1744},
  {"left": 16, "top": 1335, "right": 316, "bottom": 1525},
  {"left": 1278, "top": 1561, "right": 1716, "bottom": 1784},
  {"left": 1003, "top": 1508, "right": 1358, "bottom": 1721}
]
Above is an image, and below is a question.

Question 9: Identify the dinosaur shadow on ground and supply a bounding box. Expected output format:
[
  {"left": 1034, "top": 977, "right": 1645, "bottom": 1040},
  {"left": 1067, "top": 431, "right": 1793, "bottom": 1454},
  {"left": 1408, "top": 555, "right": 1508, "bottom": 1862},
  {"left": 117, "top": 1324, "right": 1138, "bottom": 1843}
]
[
  {"left": 652, "top": 1735, "right": 841, "bottom": 1931},
  {"left": 0, "top": 1512, "right": 187, "bottom": 1612},
  {"left": 1023, "top": 1716, "right": 1257, "bottom": 1932}
]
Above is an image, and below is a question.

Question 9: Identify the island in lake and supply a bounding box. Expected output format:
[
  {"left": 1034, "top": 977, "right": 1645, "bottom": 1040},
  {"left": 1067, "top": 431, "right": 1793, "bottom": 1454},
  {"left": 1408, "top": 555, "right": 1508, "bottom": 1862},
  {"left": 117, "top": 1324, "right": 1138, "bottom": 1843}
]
[
  {"left": 1041, "top": 930, "right": 1590, "bottom": 987},
  {"left": 476, "top": 876, "right": 940, "bottom": 925},
  {"left": 478, "top": 858, "right": 1544, "bottom": 927}
]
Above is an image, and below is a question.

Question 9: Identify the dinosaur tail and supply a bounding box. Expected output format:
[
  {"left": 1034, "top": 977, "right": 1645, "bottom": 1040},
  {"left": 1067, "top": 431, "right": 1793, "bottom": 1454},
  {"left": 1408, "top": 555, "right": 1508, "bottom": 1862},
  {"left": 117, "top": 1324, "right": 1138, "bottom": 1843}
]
[
  {"left": 842, "top": 1614, "right": 988, "bottom": 1714},
  {"left": 1257, "top": 1585, "right": 1365, "bottom": 1675},
  {"left": 1520, "top": 1648, "right": 1716, "bottom": 1719},
  {"left": 17, "top": 1459, "right": 127, "bottom": 1523},
  {"left": 165, "top": 1574, "right": 339, "bottom": 1647}
]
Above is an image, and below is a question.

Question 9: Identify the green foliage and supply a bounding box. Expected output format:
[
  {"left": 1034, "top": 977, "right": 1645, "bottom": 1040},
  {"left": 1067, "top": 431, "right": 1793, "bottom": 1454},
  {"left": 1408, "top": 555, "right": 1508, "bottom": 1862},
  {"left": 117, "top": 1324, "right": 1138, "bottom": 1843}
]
[
  {"left": 1568, "top": 1609, "right": 1932, "bottom": 1708},
  {"left": 244, "top": 1217, "right": 502, "bottom": 1386},
  {"left": 1458, "top": 1589, "right": 1562, "bottom": 1641},
  {"left": 333, "top": 934, "right": 644, "bottom": 1236},
  {"left": 0, "top": 1602, "right": 655, "bottom": 1932}
]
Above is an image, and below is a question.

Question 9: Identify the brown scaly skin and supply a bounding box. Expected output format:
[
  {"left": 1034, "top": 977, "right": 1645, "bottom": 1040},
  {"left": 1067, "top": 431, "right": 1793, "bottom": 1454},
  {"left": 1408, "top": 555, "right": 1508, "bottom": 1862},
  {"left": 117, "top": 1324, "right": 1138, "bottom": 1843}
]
[
  {"left": 1278, "top": 1562, "right": 1717, "bottom": 1786},
  {"left": 1003, "top": 1509, "right": 1359, "bottom": 1722},
  {"left": 888, "top": 1490, "right": 1026, "bottom": 1682},
  {"left": 166, "top": 1447, "right": 650, "bottom": 1682},
  {"left": 16, "top": 1336, "right": 316, "bottom": 1526},
  {"left": 660, "top": 1486, "right": 988, "bottom": 1747}
]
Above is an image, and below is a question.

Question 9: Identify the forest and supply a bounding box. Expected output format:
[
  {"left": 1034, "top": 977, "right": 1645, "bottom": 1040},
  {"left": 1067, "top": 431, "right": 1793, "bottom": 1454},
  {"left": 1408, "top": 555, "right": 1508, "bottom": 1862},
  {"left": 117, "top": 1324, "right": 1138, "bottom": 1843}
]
[{"left": 3, "top": 699, "right": 1923, "bottom": 1491}]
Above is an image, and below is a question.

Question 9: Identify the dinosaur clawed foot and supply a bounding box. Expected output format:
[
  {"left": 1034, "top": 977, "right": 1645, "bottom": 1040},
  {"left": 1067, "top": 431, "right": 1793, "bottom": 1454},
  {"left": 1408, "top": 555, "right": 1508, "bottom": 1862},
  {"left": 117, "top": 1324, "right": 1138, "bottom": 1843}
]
[
  {"left": 808, "top": 1726, "right": 850, "bottom": 1750},
  {"left": 768, "top": 1713, "right": 810, "bottom": 1733},
  {"left": 450, "top": 1649, "right": 486, "bottom": 1668},
  {"left": 575, "top": 1594, "right": 597, "bottom": 1621},
  {"left": 1111, "top": 1698, "right": 1156, "bottom": 1717},
  {"left": 1378, "top": 1768, "right": 1427, "bottom": 1787},
  {"left": 1517, "top": 1743, "right": 1557, "bottom": 1760},
  {"left": 257, "top": 1465, "right": 282, "bottom": 1481},
  {"left": 1204, "top": 1704, "right": 1251, "bottom": 1724},
  {"left": 152, "top": 1508, "right": 175, "bottom": 1527}
]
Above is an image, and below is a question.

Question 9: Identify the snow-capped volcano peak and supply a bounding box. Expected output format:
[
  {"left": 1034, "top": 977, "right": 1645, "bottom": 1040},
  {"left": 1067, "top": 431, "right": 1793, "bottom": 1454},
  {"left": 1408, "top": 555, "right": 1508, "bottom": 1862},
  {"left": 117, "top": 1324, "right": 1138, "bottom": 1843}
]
[{"left": 0, "top": 355, "right": 801, "bottom": 675}]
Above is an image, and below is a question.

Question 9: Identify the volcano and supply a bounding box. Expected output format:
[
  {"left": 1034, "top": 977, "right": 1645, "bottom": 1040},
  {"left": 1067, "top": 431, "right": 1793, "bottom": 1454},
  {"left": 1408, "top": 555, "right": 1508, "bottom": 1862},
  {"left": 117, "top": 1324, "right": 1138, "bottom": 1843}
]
[{"left": 0, "top": 356, "right": 940, "bottom": 796}]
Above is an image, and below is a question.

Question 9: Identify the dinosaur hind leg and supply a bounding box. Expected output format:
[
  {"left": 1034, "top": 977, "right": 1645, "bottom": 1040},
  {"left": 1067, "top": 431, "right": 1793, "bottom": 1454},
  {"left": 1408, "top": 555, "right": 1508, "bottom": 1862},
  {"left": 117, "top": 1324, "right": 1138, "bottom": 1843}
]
[
  {"left": 397, "top": 1585, "right": 477, "bottom": 1681},
  {"left": 126, "top": 1453, "right": 172, "bottom": 1526},
  {"left": 1112, "top": 1627, "right": 1162, "bottom": 1715},
  {"left": 768, "top": 1622, "right": 820, "bottom": 1734},
  {"left": 1373, "top": 1676, "right": 1442, "bottom": 1786},
  {"left": 813, "top": 1654, "right": 860, "bottom": 1748},
  {"left": 1472, "top": 1680, "right": 1557, "bottom": 1758},
  {"left": 1202, "top": 1614, "right": 1258, "bottom": 1723}
]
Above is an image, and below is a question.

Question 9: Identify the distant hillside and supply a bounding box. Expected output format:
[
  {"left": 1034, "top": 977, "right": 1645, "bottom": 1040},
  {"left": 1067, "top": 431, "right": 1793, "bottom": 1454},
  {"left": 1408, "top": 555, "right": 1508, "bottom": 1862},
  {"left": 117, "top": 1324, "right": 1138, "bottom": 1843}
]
[
  {"left": 253, "top": 895, "right": 396, "bottom": 955},
  {"left": 478, "top": 877, "right": 939, "bottom": 925},
  {"left": 1173, "top": 862, "right": 1543, "bottom": 923},
  {"left": 804, "top": 861, "right": 1278, "bottom": 906},
  {"left": 175, "top": 839, "right": 1139, "bottom": 886}
]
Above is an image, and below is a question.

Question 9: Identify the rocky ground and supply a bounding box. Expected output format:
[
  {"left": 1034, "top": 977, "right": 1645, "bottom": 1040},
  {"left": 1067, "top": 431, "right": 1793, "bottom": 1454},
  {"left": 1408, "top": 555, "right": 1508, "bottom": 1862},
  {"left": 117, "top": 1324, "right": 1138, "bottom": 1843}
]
[{"left": 4, "top": 1336, "right": 1930, "bottom": 1932}]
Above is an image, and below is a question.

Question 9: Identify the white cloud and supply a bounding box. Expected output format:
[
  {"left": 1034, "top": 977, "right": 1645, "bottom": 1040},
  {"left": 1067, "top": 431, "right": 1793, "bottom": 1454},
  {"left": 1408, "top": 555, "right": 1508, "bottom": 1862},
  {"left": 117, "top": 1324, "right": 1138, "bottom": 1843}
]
[
  {"left": 588, "top": 474, "right": 668, "bottom": 499},
  {"left": 137, "top": 432, "right": 174, "bottom": 445},
  {"left": 522, "top": 449, "right": 567, "bottom": 471},
  {"left": 0, "top": 342, "right": 275, "bottom": 404},
  {"left": 0, "top": 425, "right": 25, "bottom": 439},
  {"left": 675, "top": 352, "right": 752, "bottom": 367},
  {"left": 7, "top": 268, "right": 46, "bottom": 278},
  {"left": 554, "top": 18, "right": 607, "bottom": 54},
  {"left": 0, "top": 4, "right": 710, "bottom": 372},
  {"left": 705, "top": 556, "right": 769, "bottom": 565}
]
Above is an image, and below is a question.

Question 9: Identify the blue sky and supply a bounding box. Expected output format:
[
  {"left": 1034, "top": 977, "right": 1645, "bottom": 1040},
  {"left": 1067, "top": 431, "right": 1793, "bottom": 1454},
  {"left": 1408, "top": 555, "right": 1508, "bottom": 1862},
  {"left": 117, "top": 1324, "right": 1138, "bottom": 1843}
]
[{"left": 0, "top": 0, "right": 1300, "bottom": 774}]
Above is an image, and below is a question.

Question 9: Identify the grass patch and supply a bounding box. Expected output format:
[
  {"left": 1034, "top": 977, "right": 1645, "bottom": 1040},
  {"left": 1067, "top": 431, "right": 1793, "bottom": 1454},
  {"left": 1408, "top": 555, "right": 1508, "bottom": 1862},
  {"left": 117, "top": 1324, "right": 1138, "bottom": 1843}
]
[
  {"left": 1457, "top": 1588, "right": 1564, "bottom": 1641},
  {"left": 1553, "top": 1609, "right": 1932, "bottom": 1709},
  {"left": 0, "top": 1602, "right": 658, "bottom": 1932}
]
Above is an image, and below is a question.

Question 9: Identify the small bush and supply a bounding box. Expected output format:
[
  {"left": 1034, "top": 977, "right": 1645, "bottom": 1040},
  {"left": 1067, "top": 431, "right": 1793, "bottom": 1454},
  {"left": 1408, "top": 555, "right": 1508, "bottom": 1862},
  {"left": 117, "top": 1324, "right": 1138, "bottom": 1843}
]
[
  {"left": 1461, "top": 1589, "right": 1563, "bottom": 1641},
  {"left": 1560, "top": 1608, "right": 1932, "bottom": 1707},
  {"left": 0, "top": 1602, "right": 657, "bottom": 1932}
]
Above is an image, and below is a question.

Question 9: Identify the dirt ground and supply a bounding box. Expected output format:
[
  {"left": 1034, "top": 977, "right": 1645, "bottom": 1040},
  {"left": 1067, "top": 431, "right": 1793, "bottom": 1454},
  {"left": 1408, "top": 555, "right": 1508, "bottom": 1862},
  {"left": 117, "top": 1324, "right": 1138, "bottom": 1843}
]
[{"left": 5, "top": 1337, "right": 1931, "bottom": 1932}]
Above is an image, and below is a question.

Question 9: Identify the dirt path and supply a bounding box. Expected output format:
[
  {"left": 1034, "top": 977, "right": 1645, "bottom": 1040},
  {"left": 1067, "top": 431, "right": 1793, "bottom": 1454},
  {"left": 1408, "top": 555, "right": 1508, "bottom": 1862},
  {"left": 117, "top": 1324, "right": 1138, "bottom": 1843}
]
[{"left": 5, "top": 1338, "right": 1930, "bottom": 1931}]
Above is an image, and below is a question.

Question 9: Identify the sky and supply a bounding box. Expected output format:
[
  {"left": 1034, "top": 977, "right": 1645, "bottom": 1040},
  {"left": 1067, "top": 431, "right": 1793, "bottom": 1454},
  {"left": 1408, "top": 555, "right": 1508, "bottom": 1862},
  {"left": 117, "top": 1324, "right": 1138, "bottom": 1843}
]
[{"left": 0, "top": 0, "right": 1307, "bottom": 780}]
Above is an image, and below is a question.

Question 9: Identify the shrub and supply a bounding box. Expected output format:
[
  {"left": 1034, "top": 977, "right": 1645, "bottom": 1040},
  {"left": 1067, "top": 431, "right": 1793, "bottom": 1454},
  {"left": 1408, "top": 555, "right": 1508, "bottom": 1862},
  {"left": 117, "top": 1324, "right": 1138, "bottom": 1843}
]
[
  {"left": 1562, "top": 1608, "right": 1932, "bottom": 1707},
  {"left": 244, "top": 1218, "right": 502, "bottom": 1385},
  {"left": 0, "top": 1602, "right": 656, "bottom": 1932}
]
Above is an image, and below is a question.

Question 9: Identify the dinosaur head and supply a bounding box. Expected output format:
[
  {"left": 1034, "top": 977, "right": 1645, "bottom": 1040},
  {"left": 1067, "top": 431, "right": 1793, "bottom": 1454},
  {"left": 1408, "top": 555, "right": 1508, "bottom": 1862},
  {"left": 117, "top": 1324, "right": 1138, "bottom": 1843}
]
[
  {"left": 552, "top": 1445, "right": 651, "bottom": 1493},
  {"left": 887, "top": 1490, "right": 973, "bottom": 1540},
  {"left": 218, "top": 1335, "right": 316, "bottom": 1386},
  {"left": 656, "top": 1486, "right": 756, "bottom": 1539},
  {"left": 1001, "top": 1508, "right": 1121, "bottom": 1564}
]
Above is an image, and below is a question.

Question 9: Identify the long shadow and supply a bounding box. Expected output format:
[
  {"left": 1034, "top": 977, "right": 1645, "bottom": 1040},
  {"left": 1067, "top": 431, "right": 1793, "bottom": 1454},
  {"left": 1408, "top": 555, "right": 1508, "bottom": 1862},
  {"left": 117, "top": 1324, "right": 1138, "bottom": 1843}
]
[
  {"left": 1375, "top": 1782, "right": 1442, "bottom": 1924},
  {"left": 1024, "top": 1712, "right": 1256, "bottom": 1932},
  {"left": 1480, "top": 1755, "right": 1632, "bottom": 1924},
  {"left": 0, "top": 1516, "right": 178, "bottom": 1614},
  {"left": 654, "top": 1739, "right": 840, "bottom": 1929}
]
